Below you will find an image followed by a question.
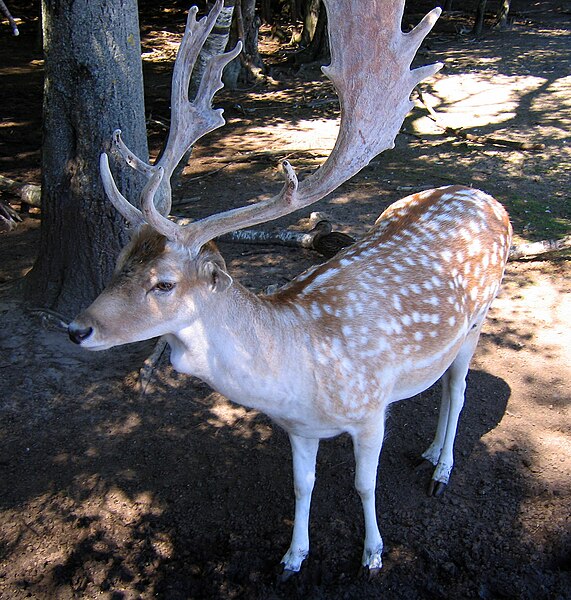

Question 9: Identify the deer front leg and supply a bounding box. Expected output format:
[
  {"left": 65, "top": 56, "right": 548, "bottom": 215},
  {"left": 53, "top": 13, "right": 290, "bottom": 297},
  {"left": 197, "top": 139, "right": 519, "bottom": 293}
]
[
  {"left": 352, "top": 417, "right": 386, "bottom": 571},
  {"left": 281, "top": 433, "right": 320, "bottom": 574}
]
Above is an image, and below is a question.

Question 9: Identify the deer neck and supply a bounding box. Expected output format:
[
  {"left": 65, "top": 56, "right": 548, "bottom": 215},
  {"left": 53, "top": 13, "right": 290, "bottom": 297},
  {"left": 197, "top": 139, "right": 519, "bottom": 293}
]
[{"left": 165, "top": 283, "right": 310, "bottom": 414}]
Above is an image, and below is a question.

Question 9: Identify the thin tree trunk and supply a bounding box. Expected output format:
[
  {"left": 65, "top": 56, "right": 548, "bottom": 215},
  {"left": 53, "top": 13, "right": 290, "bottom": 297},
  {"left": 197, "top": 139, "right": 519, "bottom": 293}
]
[
  {"left": 300, "top": 0, "right": 321, "bottom": 46},
  {"left": 494, "top": 0, "right": 511, "bottom": 29},
  {"left": 189, "top": 1, "right": 236, "bottom": 100},
  {"left": 224, "top": 0, "right": 264, "bottom": 88},
  {"left": 26, "top": 0, "right": 148, "bottom": 315},
  {"left": 473, "top": 0, "right": 487, "bottom": 35},
  {"left": 295, "top": 0, "right": 329, "bottom": 64}
]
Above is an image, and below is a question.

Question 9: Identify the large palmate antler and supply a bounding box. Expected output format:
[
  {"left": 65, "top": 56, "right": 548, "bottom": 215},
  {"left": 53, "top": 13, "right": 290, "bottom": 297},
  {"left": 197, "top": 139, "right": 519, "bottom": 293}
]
[
  {"left": 102, "top": 0, "right": 442, "bottom": 254},
  {"left": 101, "top": 0, "right": 241, "bottom": 221}
]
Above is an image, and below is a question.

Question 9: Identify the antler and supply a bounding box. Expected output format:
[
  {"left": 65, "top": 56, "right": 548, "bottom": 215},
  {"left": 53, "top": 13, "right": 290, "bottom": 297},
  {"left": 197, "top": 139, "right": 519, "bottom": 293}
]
[
  {"left": 100, "top": 0, "right": 241, "bottom": 223},
  {"left": 102, "top": 0, "right": 442, "bottom": 254}
]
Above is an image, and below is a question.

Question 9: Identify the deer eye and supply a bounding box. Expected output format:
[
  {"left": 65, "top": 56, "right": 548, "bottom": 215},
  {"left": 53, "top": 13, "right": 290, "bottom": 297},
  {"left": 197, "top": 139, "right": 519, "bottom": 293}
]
[{"left": 153, "top": 281, "right": 176, "bottom": 293}]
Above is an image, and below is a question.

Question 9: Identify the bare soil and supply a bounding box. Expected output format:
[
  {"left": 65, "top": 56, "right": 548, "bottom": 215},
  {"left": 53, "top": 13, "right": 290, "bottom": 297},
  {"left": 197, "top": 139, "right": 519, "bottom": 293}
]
[{"left": 1, "top": 2, "right": 570, "bottom": 599}]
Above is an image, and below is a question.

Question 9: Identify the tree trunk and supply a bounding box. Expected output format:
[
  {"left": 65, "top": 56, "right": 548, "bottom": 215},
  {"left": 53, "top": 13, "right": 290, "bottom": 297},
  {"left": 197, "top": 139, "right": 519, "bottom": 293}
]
[
  {"left": 189, "top": 1, "right": 236, "bottom": 100},
  {"left": 300, "top": 0, "right": 321, "bottom": 46},
  {"left": 295, "top": 0, "right": 329, "bottom": 64},
  {"left": 494, "top": 0, "right": 511, "bottom": 29},
  {"left": 473, "top": 0, "right": 487, "bottom": 35},
  {"left": 26, "top": 0, "right": 148, "bottom": 316},
  {"left": 224, "top": 0, "right": 264, "bottom": 89}
]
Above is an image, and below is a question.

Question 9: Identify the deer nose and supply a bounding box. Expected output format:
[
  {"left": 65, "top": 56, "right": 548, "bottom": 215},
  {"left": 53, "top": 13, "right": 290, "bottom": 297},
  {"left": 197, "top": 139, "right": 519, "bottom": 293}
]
[{"left": 68, "top": 323, "right": 94, "bottom": 345}]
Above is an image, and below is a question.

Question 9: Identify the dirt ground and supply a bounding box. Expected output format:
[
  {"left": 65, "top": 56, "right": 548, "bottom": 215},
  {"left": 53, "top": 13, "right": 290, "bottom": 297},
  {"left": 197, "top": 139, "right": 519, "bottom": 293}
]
[{"left": 1, "top": 1, "right": 570, "bottom": 599}]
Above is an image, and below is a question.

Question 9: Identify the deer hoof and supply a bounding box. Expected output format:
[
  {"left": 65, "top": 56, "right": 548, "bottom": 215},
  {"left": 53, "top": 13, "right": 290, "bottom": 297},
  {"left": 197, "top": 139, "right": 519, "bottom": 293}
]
[
  {"left": 358, "top": 565, "right": 382, "bottom": 580},
  {"left": 427, "top": 479, "right": 447, "bottom": 497},
  {"left": 278, "top": 568, "right": 298, "bottom": 583}
]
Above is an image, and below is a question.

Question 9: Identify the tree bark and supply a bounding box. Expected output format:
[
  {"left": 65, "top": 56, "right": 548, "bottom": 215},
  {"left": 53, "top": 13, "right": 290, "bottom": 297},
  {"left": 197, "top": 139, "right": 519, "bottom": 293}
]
[
  {"left": 473, "top": 0, "right": 487, "bottom": 35},
  {"left": 189, "top": 1, "right": 236, "bottom": 100},
  {"left": 224, "top": 0, "right": 264, "bottom": 88},
  {"left": 494, "top": 0, "right": 511, "bottom": 29},
  {"left": 295, "top": 0, "right": 329, "bottom": 64},
  {"left": 26, "top": 0, "right": 148, "bottom": 316},
  {"left": 300, "top": 0, "right": 321, "bottom": 46}
]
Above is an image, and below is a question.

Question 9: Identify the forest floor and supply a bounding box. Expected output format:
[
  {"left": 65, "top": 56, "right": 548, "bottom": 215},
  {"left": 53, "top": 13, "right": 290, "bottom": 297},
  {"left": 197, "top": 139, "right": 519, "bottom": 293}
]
[{"left": 0, "top": 1, "right": 570, "bottom": 599}]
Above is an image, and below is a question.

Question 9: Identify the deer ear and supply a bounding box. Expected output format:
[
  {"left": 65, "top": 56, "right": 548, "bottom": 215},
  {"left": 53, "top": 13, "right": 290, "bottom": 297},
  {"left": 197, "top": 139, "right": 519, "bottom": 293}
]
[{"left": 200, "top": 260, "right": 233, "bottom": 293}]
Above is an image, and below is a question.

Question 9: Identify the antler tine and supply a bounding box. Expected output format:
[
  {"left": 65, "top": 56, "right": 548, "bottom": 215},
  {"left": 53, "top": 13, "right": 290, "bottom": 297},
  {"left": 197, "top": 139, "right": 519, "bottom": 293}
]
[
  {"left": 112, "top": 129, "right": 155, "bottom": 177},
  {"left": 405, "top": 7, "right": 443, "bottom": 66},
  {"left": 183, "top": 161, "right": 299, "bottom": 253},
  {"left": 156, "top": 0, "right": 242, "bottom": 192},
  {"left": 177, "top": 0, "right": 442, "bottom": 254},
  {"left": 100, "top": 153, "right": 145, "bottom": 227},
  {"left": 139, "top": 166, "right": 184, "bottom": 241}
]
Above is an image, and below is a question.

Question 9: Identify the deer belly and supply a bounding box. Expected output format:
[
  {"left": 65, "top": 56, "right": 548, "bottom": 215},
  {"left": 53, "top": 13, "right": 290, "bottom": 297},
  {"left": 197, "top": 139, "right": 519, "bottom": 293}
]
[{"left": 389, "top": 335, "right": 467, "bottom": 402}]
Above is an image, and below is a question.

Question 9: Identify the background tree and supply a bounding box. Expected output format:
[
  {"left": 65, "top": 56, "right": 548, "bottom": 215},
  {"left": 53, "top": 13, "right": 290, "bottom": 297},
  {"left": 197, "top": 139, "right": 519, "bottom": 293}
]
[{"left": 26, "top": 0, "right": 149, "bottom": 316}]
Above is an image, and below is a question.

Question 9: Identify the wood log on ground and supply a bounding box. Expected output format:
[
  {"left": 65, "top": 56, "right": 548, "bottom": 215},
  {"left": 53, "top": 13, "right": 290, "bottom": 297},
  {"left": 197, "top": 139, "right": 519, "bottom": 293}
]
[{"left": 0, "top": 175, "right": 41, "bottom": 207}]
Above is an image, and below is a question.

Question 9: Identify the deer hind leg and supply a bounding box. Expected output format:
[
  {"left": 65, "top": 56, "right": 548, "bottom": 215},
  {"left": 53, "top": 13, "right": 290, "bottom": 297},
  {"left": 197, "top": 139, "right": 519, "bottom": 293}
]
[
  {"left": 281, "top": 433, "right": 320, "bottom": 574},
  {"left": 423, "top": 325, "right": 484, "bottom": 496},
  {"left": 352, "top": 413, "right": 387, "bottom": 571}
]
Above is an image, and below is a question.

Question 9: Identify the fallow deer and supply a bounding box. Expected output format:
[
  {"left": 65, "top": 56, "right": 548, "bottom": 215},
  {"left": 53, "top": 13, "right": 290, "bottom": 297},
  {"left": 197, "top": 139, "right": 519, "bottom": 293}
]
[{"left": 68, "top": 0, "right": 512, "bottom": 574}]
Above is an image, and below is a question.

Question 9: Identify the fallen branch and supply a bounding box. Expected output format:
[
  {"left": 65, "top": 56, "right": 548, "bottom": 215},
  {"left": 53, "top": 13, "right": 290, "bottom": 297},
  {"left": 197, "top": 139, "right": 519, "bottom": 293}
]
[
  {"left": 138, "top": 338, "right": 169, "bottom": 396},
  {"left": 416, "top": 90, "right": 545, "bottom": 151},
  {"left": 214, "top": 212, "right": 570, "bottom": 262},
  {"left": 0, "top": 200, "right": 21, "bottom": 232},
  {"left": 206, "top": 147, "right": 331, "bottom": 164},
  {"left": 509, "top": 235, "right": 571, "bottom": 260},
  {"left": 0, "top": 175, "right": 41, "bottom": 207},
  {"left": 27, "top": 308, "right": 69, "bottom": 332},
  {"left": 177, "top": 212, "right": 356, "bottom": 259}
]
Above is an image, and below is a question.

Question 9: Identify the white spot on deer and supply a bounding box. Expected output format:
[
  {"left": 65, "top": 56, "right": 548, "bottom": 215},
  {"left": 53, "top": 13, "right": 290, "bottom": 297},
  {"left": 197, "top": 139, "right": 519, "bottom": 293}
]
[
  {"left": 401, "top": 314, "right": 412, "bottom": 326},
  {"left": 448, "top": 315, "right": 456, "bottom": 327},
  {"left": 410, "top": 283, "right": 421, "bottom": 294},
  {"left": 468, "top": 238, "right": 482, "bottom": 256},
  {"left": 392, "top": 319, "right": 403, "bottom": 335},
  {"left": 423, "top": 280, "right": 433, "bottom": 291},
  {"left": 393, "top": 295, "right": 402, "bottom": 311},
  {"left": 414, "top": 331, "right": 424, "bottom": 342}
]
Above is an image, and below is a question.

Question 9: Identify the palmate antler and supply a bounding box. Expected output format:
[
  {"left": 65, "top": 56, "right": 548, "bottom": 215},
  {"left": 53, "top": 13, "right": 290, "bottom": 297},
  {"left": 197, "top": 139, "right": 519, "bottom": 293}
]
[{"left": 102, "top": 0, "right": 442, "bottom": 255}]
